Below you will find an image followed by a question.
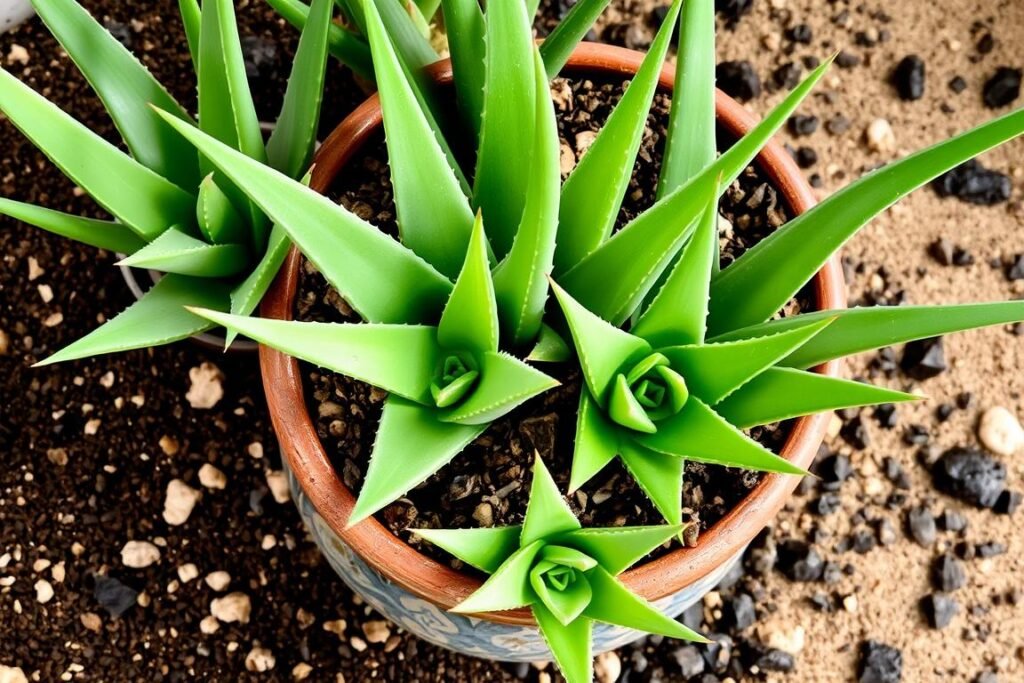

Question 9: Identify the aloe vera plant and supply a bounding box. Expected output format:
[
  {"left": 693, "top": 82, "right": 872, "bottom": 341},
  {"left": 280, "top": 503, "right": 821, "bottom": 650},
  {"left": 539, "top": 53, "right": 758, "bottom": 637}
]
[{"left": 0, "top": 0, "right": 335, "bottom": 363}]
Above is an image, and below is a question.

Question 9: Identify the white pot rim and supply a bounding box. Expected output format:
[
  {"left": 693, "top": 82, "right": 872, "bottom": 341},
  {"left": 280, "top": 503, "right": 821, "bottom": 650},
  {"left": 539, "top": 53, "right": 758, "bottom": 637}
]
[{"left": 0, "top": 0, "right": 35, "bottom": 34}]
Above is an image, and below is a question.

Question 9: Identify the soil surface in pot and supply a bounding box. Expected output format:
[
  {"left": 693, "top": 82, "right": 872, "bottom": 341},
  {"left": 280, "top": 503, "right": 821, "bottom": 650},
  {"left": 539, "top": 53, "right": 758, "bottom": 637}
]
[{"left": 296, "top": 75, "right": 810, "bottom": 570}]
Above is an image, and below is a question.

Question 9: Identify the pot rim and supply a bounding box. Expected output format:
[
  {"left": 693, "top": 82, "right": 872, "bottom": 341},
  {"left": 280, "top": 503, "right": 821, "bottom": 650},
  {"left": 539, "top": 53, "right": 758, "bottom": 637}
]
[{"left": 260, "top": 42, "right": 847, "bottom": 627}]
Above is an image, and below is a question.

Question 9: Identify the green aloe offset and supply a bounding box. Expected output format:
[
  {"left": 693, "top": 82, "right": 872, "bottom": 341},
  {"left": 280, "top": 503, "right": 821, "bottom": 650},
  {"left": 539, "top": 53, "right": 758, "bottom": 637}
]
[{"left": 0, "top": 0, "right": 336, "bottom": 362}]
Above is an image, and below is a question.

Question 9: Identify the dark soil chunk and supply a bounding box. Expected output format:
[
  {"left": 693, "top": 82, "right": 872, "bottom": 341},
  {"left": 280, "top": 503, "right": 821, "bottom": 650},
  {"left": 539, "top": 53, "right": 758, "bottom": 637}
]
[
  {"left": 298, "top": 76, "right": 812, "bottom": 569},
  {"left": 982, "top": 66, "right": 1022, "bottom": 109}
]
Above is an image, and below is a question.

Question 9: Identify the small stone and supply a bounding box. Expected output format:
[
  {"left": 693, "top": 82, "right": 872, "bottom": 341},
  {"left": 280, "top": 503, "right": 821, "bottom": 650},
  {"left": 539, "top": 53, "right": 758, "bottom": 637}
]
[
  {"left": 931, "top": 448, "right": 1007, "bottom": 509},
  {"left": 199, "top": 615, "right": 220, "bottom": 634},
  {"left": 717, "top": 61, "right": 761, "bottom": 101},
  {"left": 722, "top": 593, "right": 756, "bottom": 630},
  {"left": 922, "top": 593, "right": 959, "bottom": 629},
  {"left": 673, "top": 644, "right": 706, "bottom": 678},
  {"left": 594, "top": 652, "right": 621, "bottom": 683},
  {"left": 211, "top": 592, "right": 251, "bottom": 623},
  {"left": 245, "top": 647, "right": 276, "bottom": 672},
  {"left": 876, "top": 518, "right": 897, "bottom": 546},
  {"left": 292, "top": 663, "right": 314, "bottom": 681},
  {"left": 858, "top": 641, "right": 902, "bottom": 683},
  {"left": 865, "top": 119, "right": 896, "bottom": 154},
  {"left": 928, "top": 238, "right": 955, "bottom": 266},
  {"left": 826, "top": 114, "right": 851, "bottom": 135},
  {"left": 158, "top": 435, "right": 180, "bottom": 456},
  {"left": 892, "top": 55, "right": 926, "bottom": 101},
  {"left": 0, "top": 666, "right": 28, "bottom": 683},
  {"left": 362, "top": 620, "right": 391, "bottom": 644},
  {"left": 766, "top": 625, "right": 806, "bottom": 655},
  {"left": 34, "top": 579, "right": 54, "bottom": 604},
  {"left": 978, "top": 407, "right": 1024, "bottom": 456},
  {"left": 121, "top": 541, "right": 161, "bottom": 569},
  {"left": 163, "top": 479, "right": 201, "bottom": 526},
  {"left": 983, "top": 67, "right": 1022, "bottom": 108},
  {"left": 265, "top": 470, "right": 291, "bottom": 504},
  {"left": 198, "top": 463, "right": 227, "bottom": 490},
  {"left": 93, "top": 576, "right": 138, "bottom": 617},
  {"left": 817, "top": 453, "right": 852, "bottom": 487},
  {"left": 205, "top": 571, "right": 231, "bottom": 592},
  {"left": 933, "top": 160, "right": 1012, "bottom": 206},
  {"left": 994, "top": 489, "right": 1022, "bottom": 516},
  {"left": 755, "top": 649, "right": 796, "bottom": 673},
  {"left": 80, "top": 612, "right": 102, "bottom": 632},
  {"left": 716, "top": 0, "right": 754, "bottom": 26},
  {"left": 574, "top": 130, "right": 598, "bottom": 157},
  {"left": 949, "top": 76, "right": 968, "bottom": 94},
  {"left": 472, "top": 502, "right": 494, "bottom": 527},
  {"left": 932, "top": 554, "right": 966, "bottom": 592},
  {"left": 900, "top": 337, "right": 946, "bottom": 380},
  {"left": 974, "top": 671, "right": 998, "bottom": 683},
  {"left": 906, "top": 506, "right": 937, "bottom": 547},
  {"left": 185, "top": 362, "right": 224, "bottom": 410},
  {"left": 939, "top": 509, "right": 968, "bottom": 532},
  {"left": 323, "top": 619, "right": 347, "bottom": 636},
  {"left": 6, "top": 44, "right": 28, "bottom": 65},
  {"left": 177, "top": 564, "right": 199, "bottom": 584},
  {"left": 776, "top": 540, "right": 824, "bottom": 582},
  {"left": 788, "top": 114, "right": 819, "bottom": 137}
]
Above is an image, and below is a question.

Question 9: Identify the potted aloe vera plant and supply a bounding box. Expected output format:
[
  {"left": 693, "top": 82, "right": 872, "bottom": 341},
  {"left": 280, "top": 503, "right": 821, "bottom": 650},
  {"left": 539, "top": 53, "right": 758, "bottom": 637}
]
[{"left": 0, "top": 0, "right": 335, "bottom": 360}]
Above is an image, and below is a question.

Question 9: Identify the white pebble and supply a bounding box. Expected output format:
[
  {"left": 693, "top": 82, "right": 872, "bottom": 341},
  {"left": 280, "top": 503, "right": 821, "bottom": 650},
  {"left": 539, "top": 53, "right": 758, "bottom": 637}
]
[
  {"left": 766, "top": 625, "right": 806, "bottom": 655},
  {"left": 198, "top": 464, "right": 227, "bottom": 490},
  {"left": 177, "top": 564, "right": 199, "bottom": 584},
  {"left": 199, "top": 615, "right": 220, "bottom": 634},
  {"left": 185, "top": 362, "right": 225, "bottom": 409},
  {"left": 265, "top": 470, "right": 291, "bottom": 504},
  {"left": 34, "top": 579, "right": 54, "bottom": 604},
  {"left": 121, "top": 540, "right": 161, "bottom": 569},
  {"left": 0, "top": 666, "right": 29, "bottom": 683},
  {"left": 864, "top": 118, "right": 896, "bottom": 154},
  {"left": 292, "top": 663, "right": 314, "bottom": 681},
  {"left": 163, "top": 479, "right": 201, "bottom": 526},
  {"left": 978, "top": 406, "right": 1024, "bottom": 456},
  {"left": 594, "top": 651, "right": 622, "bottom": 683},
  {"left": 211, "top": 592, "right": 251, "bottom": 623},
  {"left": 245, "top": 647, "right": 276, "bottom": 673},
  {"left": 205, "top": 571, "right": 232, "bottom": 592}
]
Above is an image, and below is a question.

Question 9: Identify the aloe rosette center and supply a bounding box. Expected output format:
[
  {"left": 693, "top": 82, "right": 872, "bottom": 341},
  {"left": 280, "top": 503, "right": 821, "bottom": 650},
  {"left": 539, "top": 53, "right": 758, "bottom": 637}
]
[
  {"left": 528, "top": 545, "right": 599, "bottom": 624},
  {"left": 607, "top": 352, "right": 689, "bottom": 434},
  {"left": 431, "top": 352, "right": 481, "bottom": 408}
]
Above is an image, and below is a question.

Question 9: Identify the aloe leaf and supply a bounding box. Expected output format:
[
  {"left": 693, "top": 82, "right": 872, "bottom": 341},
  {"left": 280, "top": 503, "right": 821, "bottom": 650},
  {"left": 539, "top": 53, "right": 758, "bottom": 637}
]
[
  {"left": 473, "top": 0, "right": 536, "bottom": 258},
  {"left": 709, "top": 107, "right": 1024, "bottom": 334},
  {"left": 35, "top": 274, "right": 229, "bottom": 366},
  {"left": 178, "top": 0, "right": 202, "bottom": 66},
  {"left": 569, "top": 391, "right": 620, "bottom": 491},
  {"left": 350, "top": 396, "right": 486, "bottom": 525},
  {"left": 365, "top": 1, "right": 475, "bottom": 277},
  {"left": 584, "top": 566, "right": 706, "bottom": 642},
  {"left": 534, "top": 603, "right": 593, "bottom": 683},
  {"left": 619, "top": 441, "right": 685, "bottom": 525},
  {"left": 492, "top": 50, "right": 561, "bottom": 348},
  {"left": 118, "top": 228, "right": 249, "bottom": 278},
  {"left": 265, "top": 0, "right": 374, "bottom": 79},
  {"left": 559, "top": 58, "right": 833, "bottom": 325},
  {"left": 436, "top": 214, "right": 497, "bottom": 353},
  {"left": 527, "top": 324, "right": 572, "bottom": 363},
  {"left": 451, "top": 541, "right": 544, "bottom": 614},
  {"left": 368, "top": 0, "right": 439, "bottom": 68},
  {"left": 551, "top": 280, "right": 652, "bottom": 402},
  {"left": 554, "top": 525, "right": 682, "bottom": 576},
  {"left": 0, "top": 198, "right": 146, "bottom": 254},
  {"left": 413, "top": 526, "right": 522, "bottom": 573},
  {"left": 521, "top": 455, "right": 582, "bottom": 546},
  {"left": 712, "top": 302, "right": 1024, "bottom": 370},
  {"left": 715, "top": 367, "right": 919, "bottom": 429},
  {"left": 538, "top": 0, "right": 612, "bottom": 78},
  {"left": 225, "top": 224, "right": 292, "bottom": 347},
  {"left": 531, "top": 559, "right": 593, "bottom": 626},
  {"left": 413, "top": 0, "right": 441, "bottom": 17},
  {"left": 439, "top": 352, "right": 559, "bottom": 425},
  {"left": 658, "top": 0, "right": 716, "bottom": 197},
  {"left": 186, "top": 309, "right": 441, "bottom": 404},
  {"left": 638, "top": 397, "right": 808, "bottom": 475},
  {"left": 265, "top": 0, "right": 333, "bottom": 180},
  {"left": 632, "top": 198, "right": 717, "bottom": 347},
  {"left": 659, "top": 317, "right": 834, "bottom": 404},
  {"left": 525, "top": 0, "right": 542, "bottom": 17},
  {"left": 155, "top": 110, "right": 453, "bottom": 324},
  {"left": 32, "top": 0, "right": 199, "bottom": 189},
  {"left": 554, "top": 0, "right": 681, "bottom": 273},
  {"left": 0, "top": 69, "right": 194, "bottom": 240},
  {"left": 440, "top": 0, "right": 485, "bottom": 136},
  {"left": 196, "top": 175, "right": 246, "bottom": 245}
]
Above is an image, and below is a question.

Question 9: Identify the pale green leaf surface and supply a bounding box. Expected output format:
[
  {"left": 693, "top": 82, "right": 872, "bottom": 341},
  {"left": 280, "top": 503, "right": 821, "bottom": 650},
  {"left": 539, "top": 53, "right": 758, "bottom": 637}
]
[
  {"left": 441, "top": 0, "right": 485, "bottom": 135},
  {"left": 619, "top": 441, "right": 685, "bottom": 525},
  {"left": 226, "top": 223, "right": 292, "bottom": 347},
  {"left": 439, "top": 352, "right": 558, "bottom": 426},
  {"left": 118, "top": 228, "right": 248, "bottom": 278},
  {"left": 0, "top": 68, "right": 194, "bottom": 240},
  {"left": 178, "top": 0, "right": 202, "bottom": 66},
  {"left": 452, "top": 541, "right": 544, "bottom": 614},
  {"left": 527, "top": 324, "right": 572, "bottom": 363},
  {"left": 368, "top": 0, "right": 439, "bottom": 69},
  {"left": 521, "top": 456, "right": 581, "bottom": 546},
  {"left": 36, "top": 274, "right": 229, "bottom": 366},
  {"left": 437, "top": 214, "right": 497, "bottom": 354},
  {"left": 534, "top": 603, "right": 593, "bottom": 683},
  {"left": 530, "top": 560, "right": 592, "bottom": 625},
  {"left": 554, "top": 525, "right": 682, "bottom": 575},
  {"left": 584, "top": 567, "right": 707, "bottom": 642},
  {"left": 196, "top": 175, "right": 246, "bottom": 245},
  {"left": 413, "top": 527, "right": 522, "bottom": 573},
  {"left": 0, "top": 198, "right": 146, "bottom": 254},
  {"left": 569, "top": 391, "right": 621, "bottom": 491},
  {"left": 538, "top": 0, "right": 612, "bottom": 78},
  {"left": 709, "top": 107, "right": 1024, "bottom": 334},
  {"left": 264, "top": 0, "right": 374, "bottom": 78}
]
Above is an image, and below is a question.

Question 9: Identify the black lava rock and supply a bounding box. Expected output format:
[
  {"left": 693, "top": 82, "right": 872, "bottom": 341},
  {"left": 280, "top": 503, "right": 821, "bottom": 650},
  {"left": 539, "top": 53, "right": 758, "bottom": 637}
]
[
  {"left": 994, "top": 489, "right": 1022, "bottom": 515},
  {"left": 932, "top": 554, "right": 967, "bottom": 592},
  {"left": 892, "top": 55, "right": 926, "bottom": 101},
  {"left": 673, "top": 644, "right": 706, "bottom": 678},
  {"left": 794, "top": 146, "right": 818, "bottom": 169},
  {"left": 93, "top": 575, "right": 139, "bottom": 618},
  {"left": 949, "top": 76, "right": 968, "bottom": 94},
  {"left": 1006, "top": 254, "right": 1024, "bottom": 281},
  {"left": 858, "top": 641, "right": 903, "bottom": 683},
  {"left": 922, "top": 593, "right": 959, "bottom": 629},
  {"left": 717, "top": 61, "right": 761, "bottom": 101},
  {"left": 811, "top": 493, "right": 842, "bottom": 516},
  {"left": 976, "top": 541, "right": 1007, "bottom": 558},
  {"left": 899, "top": 337, "right": 946, "bottom": 380},
  {"left": 715, "top": 0, "right": 754, "bottom": 27},
  {"left": 789, "top": 114, "right": 819, "bottom": 137},
  {"left": 933, "top": 159, "right": 1012, "bottom": 206},
  {"left": 722, "top": 593, "right": 756, "bottom": 630},
  {"left": 755, "top": 649, "right": 796, "bottom": 673},
  {"left": 938, "top": 509, "right": 968, "bottom": 533},
  {"left": 841, "top": 416, "right": 871, "bottom": 450},
  {"left": 906, "top": 506, "right": 937, "bottom": 547},
  {"left": 873, "top": 404, "right": 899, "bottom": 430},
  {"left": 931, "top": 448, "right": 1007, "bottom": 509},
  {"left": 773, "top": 62, "right": 803, "bottom": 90},
  {"left": 983, "top": 67, "right": 1022, "bottom": 108},
  {"left": 836, "top": 51, "right": 861, "bottom": 69},
  {"left": 786, "top": 23, "right": 813, "bottom": 44},
  {"left": 817, "top": 453, "right": 853, "bottom": 486},
  {"left": 776, "top": 539, "right": 824, "bottom": 582}
]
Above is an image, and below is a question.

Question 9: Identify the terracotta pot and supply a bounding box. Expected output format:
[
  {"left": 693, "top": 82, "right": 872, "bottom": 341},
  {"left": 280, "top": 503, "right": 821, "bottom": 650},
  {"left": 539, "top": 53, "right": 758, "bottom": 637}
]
[{"left": 261, "top": 43, "right": 847, "bottom": 658}]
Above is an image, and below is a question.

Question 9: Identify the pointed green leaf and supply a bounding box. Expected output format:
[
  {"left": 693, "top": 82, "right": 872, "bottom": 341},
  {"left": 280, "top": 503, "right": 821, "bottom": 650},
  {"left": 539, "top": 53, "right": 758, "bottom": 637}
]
[
  {"left": 439, "top": 351, "right": 559, "bottom": 425},
  {"left": 492, "top": 50, "right": 561, "bottom": 348},
  {"left": 452, "top": 541, "right": 544, "bottom": 614},
  {"left": 522, "top": 455, "right": 581, "bottom": 546},
  {"left": 36, "top": 274, "right": 229, "bottom": 366},
  {"left": 438, "top": 214, "right": 498, "bottom": 353},
  {"left": 350, "top": 396, "right": 486, "bottom": 525},
  {"left": 659, "top": 316, "right": 834, "bottom": 404},
  {"left": 32, "top": 0, "right": 199, "bottom": 189},
  {"left": 609, "top": 373, "right": 658, "bottom": 433},
  {"left": 534, "top": 603, "right": 593, "bottom": 683},
  {"left": 711, "top": 302, "right": 1024, "bottom": 370},
  {"left": 155, "top": 110, "right": 453, "bottom": 324},
  {"left": 0, "top": 198, "right": 146, "bottom": 254},
  {"left": 265, "top": 0, "right": 374, "bottom": 79},
  {"left": 196, "top": 175, "right": 246, "bottom": 245},
  {"left": 266, "top": 0, "right": 333, "bottom": 180},
  {"left": 538, "top": 0, "right": 612, "bottom": 78},
  {"left": 658, "top": 0, "right": 716, "bottom": 196},
  {"left": 633, "top": 198, "right": 718, "bottom": 347},
  {"left": 584, "top": 566, "right": 707, "bottom": 642},
  {"left": 441, "top": 0, "right": 485, "bottom": 136},
  {"left": 551, "top": 280, "right": 652, "bottom": 402},
  {"left": 365, "top": 0, "right": 439, "bottom": 69},
  {"left": 558, "top": 57, "right": 833, "bottom": 324},
  {"left": 530, "top": 558, "right": 593, "bottom": 625},
  {"left": 709, "top": 107, "right": 1024, "bottom": 334},
  {"left": 413, "top": 0, "right": 442, "bottom": 18},
  {"left": 365, "top": 0, "right": 475, "bottom": 277},
  {"left": 554, "top": 525, "right": 682, "bottom": 575},
  {"left": 413, "top": 526, "right": 522, "bottom": 573},
  {"left": 715, "top": 367, "right": 919, "bottom": 429},
  {"left": 619, "top": 441, "right": 685, "bottom": 525},
  {"left": 178, "top": 0, "right": 202, "bottom": 66},
  {"left": 118, "top": 228, "right": 248, "bottom": 278},
  {"left": 0, "top": 68, "right": 194, "bottom": 239},
  {"left": 555, "top": 0, "right": 681, "bottom": 273},
  {"left": 473, "top": 0, "right": 536, "bottom": 258},
  {"left": 185, "top": 309, "right": 441, "bottom": 404},
  {"left": 226, "top": 224, "right": 292, "bottom": 347},
  {"left": 527, "top": 324, "right": 572, "bottom": 363},
  {"left": 638, "top": 397, "right": 807, "bottom": 475},
  {"left": 569, "top": 391, "right": 621, "bottom": 491}
]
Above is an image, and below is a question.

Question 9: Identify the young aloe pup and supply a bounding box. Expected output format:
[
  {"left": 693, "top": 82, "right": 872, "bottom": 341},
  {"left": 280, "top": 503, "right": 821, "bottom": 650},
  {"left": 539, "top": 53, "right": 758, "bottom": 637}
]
[{"left": 0, "top": 0, "right": 335, "bottom": 362}]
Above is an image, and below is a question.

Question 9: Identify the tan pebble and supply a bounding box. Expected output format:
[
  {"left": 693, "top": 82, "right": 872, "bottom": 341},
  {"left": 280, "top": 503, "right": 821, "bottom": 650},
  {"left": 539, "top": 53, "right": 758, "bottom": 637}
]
[
  {"left": 185, "top": 362, "right": 225, "bottom": 409},
  {"left": 71, "top": 543, "right": 85, "bottom": 557},
  {"left": 362, "top": 620, "right": 390, "bottom": 644},
  {"left": 51, "top": 563, "right": 65, "bottom": 583},
  {"left": 210, "top": 592, "right": 251, "bottom": 623},
  {"left": 158, "top": 435, "right": 179, "bottom": 456},
  {"left": 37, "top": 284, "right": 53, "bottom": 303},
  {"left": 47, "top": 448, "right": 68, "bottom": 466},
  {"left": 205, "top": 571, "right": 232, "bottom": 592},
  {"left": 767, "top": 625, "right": 805, "bottom": 655},
  {"left": 349, "top": 636, "right": 367, "bottom": 652},
  {"left": 472, "top": 502, "right": 494, "bottom": 527},
  {"left": 827, "top": 414, "right": 843, "bottom": 439},
  {"left": 244, "top": 647, "right": 276, "bottom": 672},
  {"left": 99, "top": 371, "right": 115, "bottom": 388},
  {"left": 595, "top": 651, "right": 622, "bottom": 683},
  {"left": 137, "top": 591, "right": 151, "bottom": 607},
  {"left": 0, "top": 329, "right": 8, "bottom": 355},
  {"left": 0, "top": 665, "right": 29, "bottom": 683},
  {"left": 177, "top": 564, "right": 199, "bottom": 584},
  {"left": 163, "top": 479, "right": 201, "bottom": 526},
  {"left": 559, "top": 143, "right": 576, "bottom": 175},
  {"left": 265, "top": 470, "right": 290, "bottom": 504},
  {"left": 247, "top": 442, "right": 264, "bottom": 459},
  {"left": 261, "top": 534, "right": 277, "bottom": 550},
  {"left": 842, "top": 594, "right": 858, "bottom": 612},
  {"left": 121, "top": 541, "right": 161, "bottom": 569},
  {"left": 34, "top": 579, "right": 54, "bottom": 604},
  {"left": 575, "top": 130, "right": 598, "bottom": 156},
  {"left": 199, "top": 615, "right": 220, "bottom": 634},
  {"left": 198, "top": 463, "right": 227, "bottom": 490},
  {"left": 292, "top": 663, "right": 313, "bottom": 681},
  {"left": 80, "top": 612, "right": 102, "bottom": 632},
  {"left": 83, "top": 419, "right": 101, "bottom": 436},
  {"left": 6, "top": 44, "right": 29, "bottom": 65},
  {"left": 32, "top": 559, "right": 51, "bottom": 573},
  {"left": 704, "top": 590, "right": 722, "bottom": 609},
  {"left": 978, "top": 407, "right": 1024, "bottom": 456},
  {"left": 43, "top": 312, "right": 63, "bottom": 327},
  {"left": 864, "top": 119, "right": 896, "bottom": 154},
  {"left": 323, "top": 619, "right": 347, "bottom": 636}
]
